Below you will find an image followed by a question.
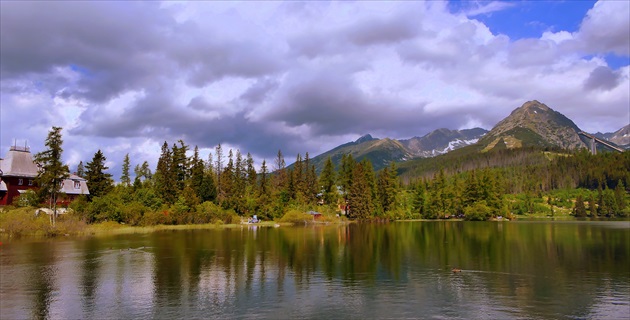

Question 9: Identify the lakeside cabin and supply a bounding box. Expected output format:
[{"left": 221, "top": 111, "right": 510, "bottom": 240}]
[
  {"left": 0, "top": 145, "right": 89, "bottom": 206},
  {"left": 307, "top": 211, "right": 322, "bottom": 220}
]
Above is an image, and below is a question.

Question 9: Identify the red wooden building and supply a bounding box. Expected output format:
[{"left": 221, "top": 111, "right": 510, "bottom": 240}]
[{"left": 0, "top": 146, "right": 89, "bottom": 206}]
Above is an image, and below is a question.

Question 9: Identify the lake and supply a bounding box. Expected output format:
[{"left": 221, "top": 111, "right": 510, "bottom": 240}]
[{"left": 1, "top": 221, "right": 629, "bottom": 319}]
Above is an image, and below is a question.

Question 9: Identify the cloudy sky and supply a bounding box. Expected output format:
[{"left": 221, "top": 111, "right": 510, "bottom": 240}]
[{"left": 1, "top": 0, "right": 629, "bottom": 179}]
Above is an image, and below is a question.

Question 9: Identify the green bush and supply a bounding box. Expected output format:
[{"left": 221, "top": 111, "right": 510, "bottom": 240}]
[
  {"left": 195, "top": 201, "right": 239, "bottom": 224},
  {"left": 14, "top": 190, "right": 40, "bottom": 207},
  {"left": 279, "top": 209, "right": 314, "bottom": 224},
  {"left": 120, "top": 201, "right": 149, "bottom": 226},
  {"left": 139, "top": 209, "right": 170, "bottom": 226},
  {"left": 463, "top": 201, "right": 493, "bottom": 221}
]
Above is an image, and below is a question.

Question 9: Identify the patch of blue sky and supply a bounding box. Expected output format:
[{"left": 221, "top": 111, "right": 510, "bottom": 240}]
[
  {"left": 606, "top": 55, "right": 630, "bottom": 70},
  {"left": 448, "top": 1, "right": 627, "bottom": 69},
  {"left": 448, "top": 1, "right": 596, "bottom": 38},
  {"left": 69, "top": 64, "right": 93, "bottom": 77}
]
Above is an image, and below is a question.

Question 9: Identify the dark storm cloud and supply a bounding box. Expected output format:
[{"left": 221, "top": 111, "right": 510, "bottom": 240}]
[
  {"left": 0, "top": 1, "right": 285, "bottom": 102},
  {"left": 583, "top": 66, "right": 621, "bottom": 91},
  {"left": 289, "top": 13, "right": 421, "bottom": 58},
  {"left": 0, "top": 1, "right": 172, "bottom": 101},
  {"left": 240, "top": 78, "right": 279, "bottom": 104},
  {"left": 261, "top": 67, "right": 446, "bottom": 138},
  {"left": 70, "top": 89, "right": 310, "bottom": 160},
  {"left": 170, "top": 32, "right": 286, "bottom": 87}
]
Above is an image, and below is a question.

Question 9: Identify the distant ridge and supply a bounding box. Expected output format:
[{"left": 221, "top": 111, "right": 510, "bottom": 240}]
[
  {"left": 300, "top": 100, "right": 625, "bottom": 174},
  {"left": 302, "top": 128, "right": 486, "bottom": 173}
]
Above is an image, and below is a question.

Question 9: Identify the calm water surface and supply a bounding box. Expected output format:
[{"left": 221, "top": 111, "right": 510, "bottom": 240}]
[{"left": 1, "top": 221, "right": 629, "bottom": 319}]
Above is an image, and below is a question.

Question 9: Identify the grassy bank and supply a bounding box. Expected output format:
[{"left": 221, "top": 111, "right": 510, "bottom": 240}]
[{"left": 0, "top": 206, "right": 346, "bottom": 238}]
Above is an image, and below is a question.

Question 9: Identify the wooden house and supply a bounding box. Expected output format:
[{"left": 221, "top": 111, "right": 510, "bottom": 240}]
[{"left": 0, "top": 146, "right": 89, "bottom": 206}]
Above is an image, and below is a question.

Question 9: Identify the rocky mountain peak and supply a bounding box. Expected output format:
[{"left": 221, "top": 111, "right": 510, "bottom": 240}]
[
  {"left": 355, "top": 134, "right": 376, "bottom": 144},
  {"left": 480, "top": 100, "right": 586, "bottom": 151}
]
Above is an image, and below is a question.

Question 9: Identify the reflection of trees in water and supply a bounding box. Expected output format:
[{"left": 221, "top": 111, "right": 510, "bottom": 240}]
[
  {"left": 24, "top": 242, "right": 57, "bottom": 319},
  {"left": 79, "top": 238, "right": 101, "bottom": 317},
  {"left": 6, "top": 222, "right": 627, "bottom": 318}
]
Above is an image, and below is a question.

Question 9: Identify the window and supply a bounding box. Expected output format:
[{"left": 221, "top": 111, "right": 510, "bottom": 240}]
[
  {"left": 74, "top": 181, "right": 81, "bottom": 189},
  {"left": 18, "top": 179, "right": 23, "bottom": 185},
  {"left": 28, "top": 180, "right": 33, "bottom": 186}
]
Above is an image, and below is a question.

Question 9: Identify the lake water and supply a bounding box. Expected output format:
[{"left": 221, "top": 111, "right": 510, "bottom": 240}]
[{"left": 1, "top": 221, "right": 629, "bottom": 319}]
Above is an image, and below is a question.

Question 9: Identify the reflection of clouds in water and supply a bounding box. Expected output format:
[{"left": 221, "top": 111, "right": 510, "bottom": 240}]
[{"left": 1, "top": 223, "right": 628, "bottom": 319}]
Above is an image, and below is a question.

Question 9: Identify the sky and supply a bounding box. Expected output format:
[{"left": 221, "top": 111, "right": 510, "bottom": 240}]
[{"left": 1, "top": 0, "right": 629, "bottom": 179}]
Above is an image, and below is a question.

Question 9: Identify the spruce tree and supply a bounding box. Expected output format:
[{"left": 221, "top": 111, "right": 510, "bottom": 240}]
[
  {"left": 614, "top": 180, "right": 627, "bottom": 212},
  {"left": 190, "top": 146, "right": 205, "bottom": 200},
  {"left": 171, "top": 140, "right": 189, "bottom": 193},
  {"left": 34, "top": 126, "right": 70, "bottom": 225},
  {"left": 85, "top": 150, "right": 113, "bottom": 198},
  {"left": 339, "top": 154, "right": 355, "bottom": 208},
  {"left": 259, "top": 159, "right": 270, "bottom": 198},
  {"left": 574, "top": 195, "right": 587, "bottom": 217},
  {"left": 347, "top": 161, "right": 374, "bottom": 220},
  {"left": 319, "top": 157, "right": 337, "bottom": 205},
  {"left": 121, "top": 153, "right": 131, "bottom": 186},
  {"left": 215, "top": 144, "right": 224, "bottom": 198},
  {"left": 246, "top": 153, "right": 257, "bottom": 190},
  {"left": 273, "top": 149, "right": 287, "bottom": 192},
  {"left": 76, "top": 161, "right": 85, "bottom": 178},
  {"left": 154, "top": 141, "right": 176, "bottom": 204},
  {"left": 412, "top": 180, "right": 426, "bottom": 217}
]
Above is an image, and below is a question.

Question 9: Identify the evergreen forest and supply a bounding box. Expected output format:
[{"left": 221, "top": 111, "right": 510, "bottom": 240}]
[{"left": 7, "top": 128, "right": 630, "bottom": 227}]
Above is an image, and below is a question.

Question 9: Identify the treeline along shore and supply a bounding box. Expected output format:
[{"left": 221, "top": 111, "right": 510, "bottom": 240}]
[{"left": 1, "top": 127, "right": 628, "bottom": 237}]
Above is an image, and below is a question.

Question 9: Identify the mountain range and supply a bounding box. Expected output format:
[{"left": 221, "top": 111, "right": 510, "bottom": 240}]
[{"left": 304, "top": 100, "right": 627, "bottom": 173}]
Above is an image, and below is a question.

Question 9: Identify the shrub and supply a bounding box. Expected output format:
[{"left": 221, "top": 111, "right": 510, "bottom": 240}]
[
  {"left": 463, "top": 201, "right": 493, "bottom": 221},
  {"left": 195, "top": 202, "right": 239, "bottom": 224},
  {"left": 139, "top": 209, "right": 170, "bottom": 226},
  {"left": 120, "top": 201, "right": 149, "bottom": 226},
  {"left": 14, "top": 190, "right": 40, "bottom": 207},
  {"left": 279, "top": 209, "right": 314, "bottom": 224}
]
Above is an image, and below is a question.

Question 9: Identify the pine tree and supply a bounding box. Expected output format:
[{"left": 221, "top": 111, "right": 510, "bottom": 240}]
[
  {"left": 377, "top": 162, "right": 397, "bottom": 215},
  {"left": 215, "top": 144, "right": 224, "bottom": 198},
  {"left": 85, "top": 150, "right": 113, "bottom": 198},
  {"left": 306, "top": 162, "right": 318, "bottom": 204},
  {"left": 34, "top": 126, "right": 70, "bottom": 225},
  {"left": 614, "top": 179, "right": 627, "bottom": 212},
  {"left": 259, "top": 159, "right": 270, "bottom": 198},
  {"left": 246, "top": 153, "right": 257, "bottom": 190},
  {"left": 171, "top": 140, "right": 189, "bottom": 193},
  {"left": 198, "top": 152, "right": 217, "bottom": 203},
  {"left": 412, "top": 180, "right": 426, "bottom": 217},
  {"left": 574, "top": 195, "right": 587, "bottom": 217},
  {"left": 319, "top": 157, "right": 337, "bottom": 205},
  {"left": 339, "top": 154, "right": 355, "bottom": 206},
  {"left": 347, "top": 161, "right": 374, "bottom": 220},
  {"left": 293, "top": 153, "right": 303, "bottom": 199},
  {"left": 273, "top": 149, "right": 287, "bottom": 192},
  {"left": 234, "top": 150, "right": 245, "bottom": 194},
  {"left": 463, "top": 170, "right": 479, "bottom": 207},
  {"left": 588, "top": 193, "right": 597, "bottom": 216},
  {"left": 76, "top": 161, "right": 85, "bottom": 178},
  {"left": 233, "top": 150, "right": 246, "bottom": 213},
  {"left": 121, "top": 153, "right": 131, "bottom": 186},
  {"left": 219, "top": 149, "right": 235, "bottom": 209},
  {"left": 190, "top": 146, "right": 205, "bottom": 200},
  {"left": 154, "top": 141, "right": 176, "bottom": 204}
]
